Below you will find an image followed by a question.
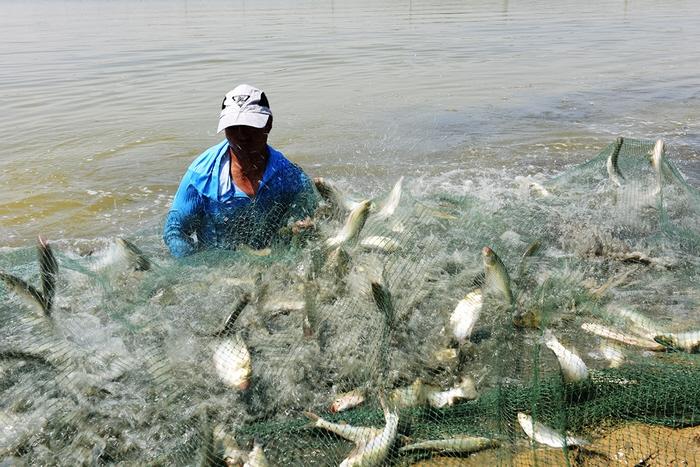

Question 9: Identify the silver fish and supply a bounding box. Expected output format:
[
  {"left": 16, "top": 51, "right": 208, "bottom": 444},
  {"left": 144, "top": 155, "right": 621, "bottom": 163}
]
[
  {"left": 304, "top": 411, "right": 382, "bottom": 444},
  {"left": 359, "top": 236, "right": 400, "bottom": 253},
  {"left": 330, "top": 388, "right": 366, "bottom": 413},
  {"left": 399, "top": 435, "right": 500, "bottom": 454},
  {"left": 313, "top": 177, "right": 362, "bottom": 214},
  {"left": 450, "top": 288, "right": 483, "bottom": 345},
  {"left": 517, "top": 412, "right": 588, "bottom": 448},
  {"left": 543, "top": 329, "right": 589, "bottom": 383},
  {"left": 243, "top": 442, "right": 269, "bottom": 467},
  {"left": 325, "top": 200, "right": 372, "bottom": 248},
  {"left": 425, "top": 377, "right": 478, "bottom": 408},
  {"left": 482, "top": 246, "right": 513, "bottom": 306},
  {"left": 0, "top": 236, "right": 58, "bottom": 317},
  {"left": 339, "top": 399, "right": 399, "bottom": 467},
  {"left": 654, "top": 331, "right": 700, "bottom": 353},
  {"left": 373, "top": 176, "right": 403, "bottom": 219},
  {"left": 581, "top": 323, "right": 664, "bottom": 351},
  {"left": 212, "top": 334, "right": 252, "bottom": 391}
]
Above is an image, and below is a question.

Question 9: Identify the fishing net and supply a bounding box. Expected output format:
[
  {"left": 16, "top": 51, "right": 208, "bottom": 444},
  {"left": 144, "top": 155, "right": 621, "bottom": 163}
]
[{"left": 1, "top": 138, "right": 699, "bottom": 466}]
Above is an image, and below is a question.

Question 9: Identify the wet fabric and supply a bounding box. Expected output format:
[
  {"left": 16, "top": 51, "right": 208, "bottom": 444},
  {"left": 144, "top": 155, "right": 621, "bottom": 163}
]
[{"left": 163, "top": 141, "right": 318, "bottom": 257}]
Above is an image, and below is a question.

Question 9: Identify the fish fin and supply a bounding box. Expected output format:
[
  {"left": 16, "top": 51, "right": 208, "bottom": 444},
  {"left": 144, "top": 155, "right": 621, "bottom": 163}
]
[{"left": 37, "top": 236, "right": 58, "bottom": 316}]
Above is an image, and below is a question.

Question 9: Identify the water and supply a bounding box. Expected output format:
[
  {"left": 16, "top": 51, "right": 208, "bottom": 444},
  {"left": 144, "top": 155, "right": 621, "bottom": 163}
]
[
  {"left": 1, "top": 0, "right": 699, "bottom": 246},
  {"left": 1, "top": 2, "right": 700, "bottom": 464}
]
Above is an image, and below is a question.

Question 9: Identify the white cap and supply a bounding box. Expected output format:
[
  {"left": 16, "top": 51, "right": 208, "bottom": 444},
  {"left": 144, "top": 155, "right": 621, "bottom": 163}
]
[{"left": 217, "top": 84, "right": 272, "bottom": 133}]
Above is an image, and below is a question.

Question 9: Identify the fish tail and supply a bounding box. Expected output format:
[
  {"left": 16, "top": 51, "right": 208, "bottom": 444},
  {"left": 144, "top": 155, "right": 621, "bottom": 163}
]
[
  {"left": 37, "top": 236, "right": 58, "bottom": 316},
  {"left": 117, "top": 237, "right": 152, "bottom": 271}
]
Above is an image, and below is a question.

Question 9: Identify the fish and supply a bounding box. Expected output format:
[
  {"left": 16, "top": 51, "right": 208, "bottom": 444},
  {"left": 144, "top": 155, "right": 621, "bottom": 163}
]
[
  {"left": 599, "top": 343, "right": 625, "bottom": 368},
  {"left": 543, "top": 329, "right": 589, "bottom": 383},
  {"left": 0, "top": 271, "right": 47, "bottom": 316},
  {"left": 213, "top": 294, "right": 251, "bottom": 338},
  {"left": 433, "top": 348, "right": 458, "bottom": 364},
  {"left": 482, "top": 246, "right": 513, "bottom": 306},
  {"left": 426, "top": 376, "right": 478, "bottom": 408},
  {"left": 359, "top": 236, "right": 401, "bottom": 253},
  {"left": 0, "top": 236, "right": 59, "bottom": 317},
  {"left": 399, "top": 435, "right": 500, "bottom": 454},
  {"left": 243, "top": 441, "right": 269, "bottom": 467},
  {"left": 581, "top": 323, "right": 664, "bottom": 351},
  {"left": 302, "top": 280, "right": 319, "bottom": 339},
  {"left": 606, "top": 137, "right": 625, "bottom": 187},
  {"left": 613, "top": 306, "right": 664, "bottom": 340},
  {"left": 325, "top": 200, "right": 372, "bottom": 248},
  {"left": 450, "top": 288, "right": 483, "bottom": 345},
  {"left": 212, "top": 333, "right": 252, "bottom": 390},
  {"left": 38, "top": 236, "right": 58, "bottom": 313},
  {"left": 517, "top": 413, "right": 589, "bottom": 448},
  {"left": 330, "top": 388, "right": 366, "bottom": 413},
  {"left": 304, "top": 411, "right": 382, "bottom": 444},
  {"left": 516, "top": 240, "right": 541, "bottom": 280},
  {"left": 313, "top": 177, "right": 362, "bottom": 214},
  {"left": 528, "top": 181, "right": 553, "bottom": 198},
  {"left": 373, "top": 176, "right": 403, "bottom": 219},
  {"left": 654, "top": 331, "right": 700, "bottom": 353},
  {"left": 116, "top": 237, "right": 151, "bottom": 271},
  {"left": 324, "top": 246, "right": 351, "bottom": 280},
  {"left": 388, "top": 378, "right": 429, "bottom": 409},
  {"left": 370, "top": 279, "right": 394, "bottom": 326},
  {"left": 213, "top": 425, "right": 247, "bottom": 467},
  {"left": 339, "top": 399, "right": 399, "bottom": 467},
  {"left": 650, "top": 138, "right": 671, "bottom": 195}
]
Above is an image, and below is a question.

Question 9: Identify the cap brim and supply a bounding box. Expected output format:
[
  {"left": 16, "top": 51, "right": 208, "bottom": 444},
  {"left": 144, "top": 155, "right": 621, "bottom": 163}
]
[{"left": 217, "top": 112, "right": 269, "bottom": 133}]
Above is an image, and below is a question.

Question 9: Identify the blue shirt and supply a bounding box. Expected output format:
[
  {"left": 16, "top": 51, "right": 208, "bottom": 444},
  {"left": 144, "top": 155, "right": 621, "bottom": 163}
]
[{"left": 163, "top": 141, "right": 318, "bottom": 257}]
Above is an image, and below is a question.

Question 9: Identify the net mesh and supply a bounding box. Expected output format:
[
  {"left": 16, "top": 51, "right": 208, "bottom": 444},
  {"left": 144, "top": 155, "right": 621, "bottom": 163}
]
[{"left": 1, "top": 138, "right": 699, "bottom": 465}]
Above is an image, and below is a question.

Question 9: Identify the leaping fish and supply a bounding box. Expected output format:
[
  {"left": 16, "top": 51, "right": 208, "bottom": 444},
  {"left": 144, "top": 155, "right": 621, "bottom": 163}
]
[
  {"left": 0, "top": 236, "right": 58, "bottom": 318},
  {"left": 313, "top": 177, "right": 362, "bottom": 214},
  {"left": 482, "top": 247, "right": 513, "bottom": 306},
  {"left": 606, "top": 137, "right": 625, "bottom": 187},
  {"left": 373, "top": 176, "right": 403, "bottom": 219},
  {"left": 325, "top": 200, "right": 372, "bottom": 248},
  {"left": 650, "top": 138, "right": 670, "bottom": 195}
]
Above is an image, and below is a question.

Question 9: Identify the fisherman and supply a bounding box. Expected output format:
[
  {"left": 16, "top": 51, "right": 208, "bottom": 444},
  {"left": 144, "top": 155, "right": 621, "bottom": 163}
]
[{"left": 163, "top": 84, "right": 318, "bottom": 257}]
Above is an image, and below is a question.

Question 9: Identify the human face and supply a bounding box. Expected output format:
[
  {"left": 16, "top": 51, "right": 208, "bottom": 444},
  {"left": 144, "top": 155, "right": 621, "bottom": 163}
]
[{"left": 225, "top": 120, "right": 272, "bottom": 160}]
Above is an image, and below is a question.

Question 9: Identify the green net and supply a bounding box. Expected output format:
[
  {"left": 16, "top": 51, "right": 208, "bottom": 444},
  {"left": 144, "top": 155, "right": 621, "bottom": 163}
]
[{"left": 1, "top": 138, "right": 699, "bottom": 465}]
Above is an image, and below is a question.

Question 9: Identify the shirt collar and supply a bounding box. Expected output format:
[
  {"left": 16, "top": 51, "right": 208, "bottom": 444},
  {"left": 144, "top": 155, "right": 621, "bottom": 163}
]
[{"left": 218, "top": 144, "right": 282, "bottom": 197}]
